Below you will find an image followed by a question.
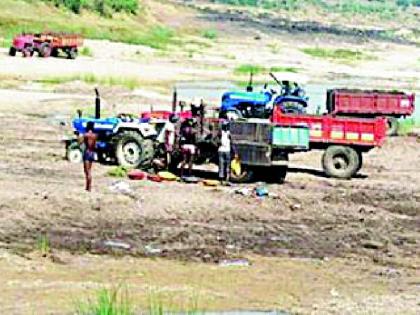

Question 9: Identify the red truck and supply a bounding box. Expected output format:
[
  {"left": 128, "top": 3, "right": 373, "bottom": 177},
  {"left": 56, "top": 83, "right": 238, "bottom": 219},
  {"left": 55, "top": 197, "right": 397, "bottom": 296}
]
[
  {"left": 9, "top": 32, "right": 83, "bottom": 59},
  {"left": 272, "top": 102, "right": 387, "bottom": 179},
  {"left": 326, "top": 89, "right": 415, "bottom": 135}
]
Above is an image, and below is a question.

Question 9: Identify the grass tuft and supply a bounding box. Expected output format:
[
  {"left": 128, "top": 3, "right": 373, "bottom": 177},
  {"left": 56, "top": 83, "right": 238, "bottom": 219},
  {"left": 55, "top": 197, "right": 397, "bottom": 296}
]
[
  {"left": 202, "top": 29, "right": 218, "bottom": 40},
  {"left": 301, "top": 47, "right": 376, "bottom": 62},
  {"left": 76, "top": 286, "right": 134, "bottom": 315},
  {"left": 80, "top": 46, "right": 93, "bottom": 57},
  {"left": 36, "top": 234, "right": 51, "bottom": 256}
]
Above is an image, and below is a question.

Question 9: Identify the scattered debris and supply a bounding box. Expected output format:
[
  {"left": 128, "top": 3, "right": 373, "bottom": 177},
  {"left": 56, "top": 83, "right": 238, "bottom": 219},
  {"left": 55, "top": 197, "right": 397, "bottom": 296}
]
[
  {"left": 290, "top": 204, "right": 302, "bottom": 211},
  {"left": 158, "top": 171, "right": 177, "bottom": 181},
  {"left": 254, "top": 184, "right": 269, "bottom": 197},
  {"left": 107, "top": 166, "right": 129, "bottom": 178},
  {"left": 219, "top": 258, "right": 250, "bottom": 267},
  {"left": 103, "top": 240, "right": 131, "bottom": 250},
  {"left": 109, "top": 181, "right": 132, "bottom": 194},
  {"left": 144, "top": 244, "right": 162, "bottom": 255},
  {"left": 128, "top": 170, "right": 146, "bottom": 180},
  {"left": 362, "top": 240, "right": 385, "bottom": 250}
]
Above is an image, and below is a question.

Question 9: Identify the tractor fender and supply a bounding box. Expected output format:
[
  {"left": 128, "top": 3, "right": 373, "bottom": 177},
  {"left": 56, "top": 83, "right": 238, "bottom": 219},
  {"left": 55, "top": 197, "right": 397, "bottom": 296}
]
[{"left": 113, "top": 122, "right": 157, "bottom": 138}]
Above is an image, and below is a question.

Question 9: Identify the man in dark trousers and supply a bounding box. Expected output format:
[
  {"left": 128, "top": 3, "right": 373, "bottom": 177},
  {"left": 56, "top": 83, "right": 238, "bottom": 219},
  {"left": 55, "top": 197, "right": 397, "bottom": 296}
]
[
  {"left": 79, "top": 121, "right": 97, "bottom": 192},
  {"left": 218, "top": 120, "right": 231, "bottom": 185},
  {"left": 179, "top": 118, "right": 197, "bottom": 177}
]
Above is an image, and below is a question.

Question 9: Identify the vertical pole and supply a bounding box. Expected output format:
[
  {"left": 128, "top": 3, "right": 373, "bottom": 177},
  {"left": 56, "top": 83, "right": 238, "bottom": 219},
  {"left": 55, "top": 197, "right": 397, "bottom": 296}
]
[
  {"left": 172, "top": 88, "right": 177, "bottom": 112},
  {"left": 95, "top": 88, "right": 100, "bottom": 119}
]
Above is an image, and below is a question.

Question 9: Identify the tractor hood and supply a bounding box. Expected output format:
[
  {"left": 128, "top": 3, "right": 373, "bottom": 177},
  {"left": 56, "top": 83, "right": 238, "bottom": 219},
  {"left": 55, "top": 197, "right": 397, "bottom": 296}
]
[{"left": 221, "top": 91, "right": 271, "bottom": 111}]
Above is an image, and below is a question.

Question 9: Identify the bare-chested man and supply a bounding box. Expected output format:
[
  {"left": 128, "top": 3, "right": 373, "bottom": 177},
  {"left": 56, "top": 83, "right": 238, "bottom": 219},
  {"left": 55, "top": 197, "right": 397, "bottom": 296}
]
[{"left": 79, "top": 121, "right": 97, "bottom": 191}]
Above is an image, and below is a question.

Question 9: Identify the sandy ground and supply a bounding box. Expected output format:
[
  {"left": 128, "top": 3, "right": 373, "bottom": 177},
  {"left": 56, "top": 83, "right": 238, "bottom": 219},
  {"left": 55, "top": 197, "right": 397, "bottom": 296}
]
[{"left": 0, "top": 11, "right": 419, "bottom": 314}]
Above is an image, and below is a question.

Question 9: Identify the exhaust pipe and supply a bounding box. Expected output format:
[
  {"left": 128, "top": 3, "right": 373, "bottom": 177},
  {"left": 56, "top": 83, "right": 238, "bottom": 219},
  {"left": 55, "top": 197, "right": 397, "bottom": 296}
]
[
  {"left": 95, "top": 88, "right": 101, "bottom": 119},
  {"left": 172, "top": 88, "right": 177, "bottom": 112}
]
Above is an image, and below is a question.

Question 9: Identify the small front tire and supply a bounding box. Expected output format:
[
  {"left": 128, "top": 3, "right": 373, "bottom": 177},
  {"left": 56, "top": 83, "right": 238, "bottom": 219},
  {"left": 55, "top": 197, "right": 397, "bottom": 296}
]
[{"left": 66, "top": 143, "right": 83, "bottom": 163}]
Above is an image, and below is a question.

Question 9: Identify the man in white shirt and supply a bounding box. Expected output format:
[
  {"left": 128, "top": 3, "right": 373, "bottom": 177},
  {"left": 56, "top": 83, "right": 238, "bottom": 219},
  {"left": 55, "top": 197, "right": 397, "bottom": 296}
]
[
  {"left": 157, "top": 114, "right": 177, "bottom": 169},
  {"left": 218, "top": 120, "right": 231, "bottom": 184}
]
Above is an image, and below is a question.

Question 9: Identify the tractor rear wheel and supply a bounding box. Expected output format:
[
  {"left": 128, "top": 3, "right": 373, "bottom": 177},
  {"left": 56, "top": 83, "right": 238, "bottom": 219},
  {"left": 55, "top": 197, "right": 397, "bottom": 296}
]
[
  {"left": 386, "top": 117, "right": 399, "bottom": 136},
  {"left": 9, "top": 47, "right": 16, "bottom": 57},
  {"left": 39, "top": 43, "right": 52, "bottom": 58},
  {"left": 322, "top": 145, "right": 360, "bottom": 179},
  {"left": 114, "top": 131, "right": 153, "bottom": 168}
]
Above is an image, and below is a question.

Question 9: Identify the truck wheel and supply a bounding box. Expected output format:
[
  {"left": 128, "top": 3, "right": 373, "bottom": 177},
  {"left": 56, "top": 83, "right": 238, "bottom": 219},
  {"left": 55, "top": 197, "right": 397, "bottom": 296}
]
[
  {"left": 322, "top": 145, "right": 360, "bottom": 179},
  {"left": 230, "top": 163, "right": 254, "bottom": 183},
  {"left": 9, "top": 47, "right": 16, "bottom": 57},
  {"left": 22, "top": 48, "right": 33, "bottom": 58},
  {"left": 39, "top": 43, "right": 52, "bottom": 58},
  {"left": 386, "top": 117, "right": 399, "bottom": 136},
  {"left": 67, "top": 48, "right": 78, "bottom": 60},
  {"left": 114, "top": 131, "right": 152, "bottom": 168},
  {"left": 271, "top": 166, "right": 287, "bottom": 184},
  {"left": 51, "top": 48, "right": 59, "bottom": 58},
  {"left": 66, "top": 142, "right": 83, "bottom": 163}
]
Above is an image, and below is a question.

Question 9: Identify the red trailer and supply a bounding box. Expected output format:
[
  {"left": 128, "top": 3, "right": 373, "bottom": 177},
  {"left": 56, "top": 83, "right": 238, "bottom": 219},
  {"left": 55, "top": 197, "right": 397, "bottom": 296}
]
[
  {"left": 272, "top": 104, "right": 387, "bottom": 179},
  {"left": 326, "top": 89, "right": 415, "bottom": 135},
  {"left": 9, "top": 32, "right": 83, "bottom": 59}
]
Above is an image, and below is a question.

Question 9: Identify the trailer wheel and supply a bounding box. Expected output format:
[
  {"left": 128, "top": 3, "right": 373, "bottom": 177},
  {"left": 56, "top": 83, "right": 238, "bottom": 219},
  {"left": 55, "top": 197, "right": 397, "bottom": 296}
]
[
  {"left": 114, "top": 131, "right": 153, "bottom": 168},
  {"left": 9, "top": 47, "right": 16, "bottom": 57},
  {"left": 386, "top": 117, "right": 399, "bottom": 136},
  {"left": 39, "top": 43, "right": 52, "bottom": 58},
  {"left": 66, "top": 142, "right": 83, "bottom": 163},
  {"left": 322, "top": 145, "right": 360, "bottom": 179},
  {"left": 67, "top": 47, "right": 78, "bottom": 60}
]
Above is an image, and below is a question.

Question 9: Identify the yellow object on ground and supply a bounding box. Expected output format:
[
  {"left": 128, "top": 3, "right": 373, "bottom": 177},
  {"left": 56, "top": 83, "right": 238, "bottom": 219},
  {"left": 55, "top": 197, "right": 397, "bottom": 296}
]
[
  {"left": 158, "top": 171, "right": 178, "bottom": 181},
  {"left": 231, "top": 159, "right": 241, "bottom": 176},
  {"left": 202, "top": 179, "right": 219, "bottom": 187}
]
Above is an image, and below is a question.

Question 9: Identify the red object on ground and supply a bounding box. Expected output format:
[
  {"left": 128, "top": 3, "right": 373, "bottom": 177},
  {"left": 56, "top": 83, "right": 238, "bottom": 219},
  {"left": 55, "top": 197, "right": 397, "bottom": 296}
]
[
  {"left": 147, "top": 174, "right": 163, "bottom": 182},
  {"left": 272, "top": 108, "right": 387, "bottom": 148},
  {"left": 326, "top": 89, "right": 415, "bottom": 117},
  {"left": 128, "top": 170, "right": 146, "bottom": 180}
]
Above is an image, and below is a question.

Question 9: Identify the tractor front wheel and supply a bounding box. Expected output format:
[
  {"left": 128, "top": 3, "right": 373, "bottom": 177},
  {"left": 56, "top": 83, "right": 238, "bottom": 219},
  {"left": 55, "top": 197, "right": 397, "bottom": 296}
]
[
  {"left": 322, "top": 145, "right": 360, "bottom": 179},
  {"left": 66, "top": 142, "right": 83, "bottom": 163}
]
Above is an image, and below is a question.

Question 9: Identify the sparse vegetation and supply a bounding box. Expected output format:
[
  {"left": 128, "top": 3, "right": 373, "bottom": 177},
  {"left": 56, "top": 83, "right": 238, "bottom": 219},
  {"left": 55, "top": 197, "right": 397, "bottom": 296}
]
[
  {"left": 301, "top": 47, "right": 376, "bottom": 62},
  {"left": 76, "top": 286, "right": 134, "bottom": 315},
  {"left": 234, "top": 64, "right": 299, "bottom": 75},
  {"left": 36, "top": 234, "right": 51, "bottom": 256},
  {"left": 202, "top": 28, "right": 218, "bottom": 40},
  {"left": 37, "top": 73, "right": 141, "bottom": 90},
  {"left": 80, "top": 46, "right": 93, "bottom": 57},
  {"left": 398, "top": 118, "right": 420, "bottom": 135},
  {"left": 41, "top": 0, "right": 139, "bottom": 15}
]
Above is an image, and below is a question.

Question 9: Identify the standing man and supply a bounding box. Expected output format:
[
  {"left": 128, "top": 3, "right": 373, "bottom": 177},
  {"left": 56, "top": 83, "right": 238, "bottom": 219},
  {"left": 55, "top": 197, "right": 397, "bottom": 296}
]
[
  {"left": 79, "top": 121, "right": 97, "bottom": 192},
  {"left": 157, "top": 114, "right": 178, "bottom": 169},
  {"left": 179, "top": 118, "right": 197, "bottom": 177},
  {"left": 218, "top": 120, "right": 231, "bottom": 185}
]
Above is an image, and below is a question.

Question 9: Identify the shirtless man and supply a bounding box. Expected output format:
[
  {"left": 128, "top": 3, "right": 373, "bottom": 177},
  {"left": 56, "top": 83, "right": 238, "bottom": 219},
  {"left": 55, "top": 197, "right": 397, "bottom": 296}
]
[{"left": 79, "top": 121, "right": 97, "bottom": 191}]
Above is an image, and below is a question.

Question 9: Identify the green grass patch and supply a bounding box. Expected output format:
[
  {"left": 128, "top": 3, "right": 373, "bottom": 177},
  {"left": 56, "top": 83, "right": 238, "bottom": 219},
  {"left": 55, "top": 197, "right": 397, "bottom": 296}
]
[
  {"left": 234, "top": 64, "right": 299, "bottom": 75},
  {"left": 301, "top": 47, "right": 375, "bottom": 62},
  {"left": 398, "top": 118, "right": 420, "bottom": 135},
  {"left": 36, "top": 234, "right": 51, "bottom": 256},
  {"left": 37, "top": 73, "right": 141, "bottom": 90},
  {"left": 234, "top": 64, "right": 266, "bottom": 75},
  {"left": 80, "top": 46, "right": 93, "bottom": 57},
  {"left": 201, "top": 28, "right": 218, "bottom": 40},
  {"left": 76, "top": 286, "right": 134, "bottom": 315}
]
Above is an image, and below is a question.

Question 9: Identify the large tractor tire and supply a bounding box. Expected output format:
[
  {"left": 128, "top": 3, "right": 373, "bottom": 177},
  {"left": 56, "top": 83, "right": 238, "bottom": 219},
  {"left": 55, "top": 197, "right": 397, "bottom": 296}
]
[
  {"left": 386, "top": 117, "right": 399, "bottom": 136},
  {"left": 322, "top": 145, "right": 361, "bottom": 179},
  {"left": 66, "top": 142, "right": 83, "bottom": 163},
  {"left": 51, "top": 48, "right": 59, "bottom": 58},
  {"left": 114, "top": 131, "right": 154, "bottom": 168},
  {"left": 39, "top": 43, "right": 52, "bottom": 58},
  {"left": 67, "top": 47, "right": 78, "bottom": 60},
  {"left": 9, "top": 47, "right": 16, "bottom": 57}
]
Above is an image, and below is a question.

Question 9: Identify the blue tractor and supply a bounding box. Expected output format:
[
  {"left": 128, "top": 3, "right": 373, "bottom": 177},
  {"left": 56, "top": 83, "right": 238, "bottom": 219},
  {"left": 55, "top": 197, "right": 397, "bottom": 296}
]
[
  {"left": 220, "top": 72, "right": 308, "bottom": 119},
  {"left": 65, "top": 89, "right": 157, "bottom": 168}
]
